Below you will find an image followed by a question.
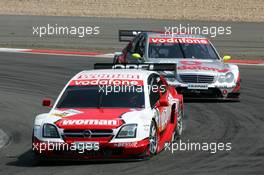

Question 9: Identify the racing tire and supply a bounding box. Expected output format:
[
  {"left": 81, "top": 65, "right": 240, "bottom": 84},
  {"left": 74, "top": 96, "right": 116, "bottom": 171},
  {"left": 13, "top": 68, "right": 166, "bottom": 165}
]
[
  {"left": 149, "top": 121, "right": 158, "bottom": 156},
  {"left": 227, "top": 93, "right": 240, "bottom": 101},
  {"left": 172, "top": 109, "right": 183, "bottom": 142}
]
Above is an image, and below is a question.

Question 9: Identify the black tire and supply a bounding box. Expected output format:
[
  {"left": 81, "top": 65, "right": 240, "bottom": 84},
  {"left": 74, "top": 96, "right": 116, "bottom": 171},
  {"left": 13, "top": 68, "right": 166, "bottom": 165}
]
[
  {"left": 227, "top": 93, "right": 240, "bottom": 99},
  {"left": 149, "top": 121, "right": 158, "bottom": 156},
  {"left": 172, "top": 109, "right": 183, "bottom": 142}
]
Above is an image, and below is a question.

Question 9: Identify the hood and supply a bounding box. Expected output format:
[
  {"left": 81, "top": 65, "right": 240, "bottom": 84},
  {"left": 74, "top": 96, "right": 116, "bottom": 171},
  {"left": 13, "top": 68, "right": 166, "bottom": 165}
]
[
  {"left": 50, "top": 108, "right": 134, "bottom": 130},
  {"left": 148, "top": 58, "right": 230, "bottom": 74}
]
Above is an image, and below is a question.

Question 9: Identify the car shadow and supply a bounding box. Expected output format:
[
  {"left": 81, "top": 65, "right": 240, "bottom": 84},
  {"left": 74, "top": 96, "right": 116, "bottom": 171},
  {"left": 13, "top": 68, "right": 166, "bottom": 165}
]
[
  {"left": 6, "top": 149, "right": 143, "bottom": 167},
  {"left": 184, "top": 98, "right": 240, "bottom": 103}
]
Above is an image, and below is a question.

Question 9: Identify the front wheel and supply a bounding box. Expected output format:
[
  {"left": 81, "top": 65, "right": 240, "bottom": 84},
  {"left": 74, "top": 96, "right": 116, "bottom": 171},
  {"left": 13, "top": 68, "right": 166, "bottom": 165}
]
[
  {"left": 172, "top": 109, "right": 183, "bottom": 142},
  {"left": 149, "top": 121, "right": 158, "bottom": 156}
]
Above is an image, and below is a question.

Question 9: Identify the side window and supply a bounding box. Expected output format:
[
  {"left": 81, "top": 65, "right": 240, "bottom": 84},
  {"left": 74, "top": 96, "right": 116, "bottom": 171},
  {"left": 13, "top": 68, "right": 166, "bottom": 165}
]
[
  {"left": 148, "top": 74, "right": 161, "bottom": 108},
  {"left": 125, "top": 42, "right": 132, "bottom": 53},
  {"left": 130, "top": 35, "right": 141, "bottom": 53},
  {"left": 137, "top": 36, "right": 146, "bottom": 57}
]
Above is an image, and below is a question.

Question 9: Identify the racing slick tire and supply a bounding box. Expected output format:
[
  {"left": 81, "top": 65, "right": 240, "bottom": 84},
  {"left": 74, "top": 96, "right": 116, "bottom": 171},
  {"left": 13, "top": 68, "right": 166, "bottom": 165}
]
[
  {"left": 149, "top": 120, "right": 158, "bottom": 156},
  {"left": 172, "top": 109, "right": 183, "bottom": 142},
  {"left": 227, "top": 93, "right": 240, "bottom": 101}
]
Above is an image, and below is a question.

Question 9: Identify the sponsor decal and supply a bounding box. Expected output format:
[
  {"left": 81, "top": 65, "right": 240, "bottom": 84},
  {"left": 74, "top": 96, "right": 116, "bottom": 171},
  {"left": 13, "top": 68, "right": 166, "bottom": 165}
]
[
  {"left": 143, "top": 124, "right": 150, "bottom": 131},
  {"left": 218, "top": 85, "right": 229, "bottom": 89},
  {"left": 94, "top": 63, "right": 176, "bottom": 72},
  {"left": 51, "top": 109, "right": 82, "bottom": 118},
  {"left": 58, "top": 119, "right": 121, "bottom": 126},
  {"left": 114, "top": 142, "right": 138, "bottom": 147},
  {"left": 180, "top": 60, "right": 202, "bottom": 65},
  {"left": 149, "top": 37, "right": 208, "bottom": 44},
  {"left": 70, "top": 79, "right": 143, "bottom": 86},
  {"left": 77, "top": 73, "right": 140, "bottom": 80},
  {"left": 111, "top": 64, "right": 154, "bottom": 70},
  {"left": 187, "top": 83, "right": 208, "bottom": 90},
  {"left": 160, "top": 108, "right": 170, "bottom": 130},
  {"left": 178, "top": 61, "right": 229, "bottom": 73}
]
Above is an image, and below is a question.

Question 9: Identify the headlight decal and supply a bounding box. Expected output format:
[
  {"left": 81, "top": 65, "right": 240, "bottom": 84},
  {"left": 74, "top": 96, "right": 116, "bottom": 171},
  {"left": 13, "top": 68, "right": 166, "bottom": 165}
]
[
  {"left": 218, "top": 72, "right": 234, "bottom": 83},
  {"left": 42, "top": 124, "right": 60, "bottom": 138},
  {"left": 116, "top": 124, "right": 137, "bottom": 138},
  {"left": 225, "top": 72, "right": 234, "bottom": 83}
]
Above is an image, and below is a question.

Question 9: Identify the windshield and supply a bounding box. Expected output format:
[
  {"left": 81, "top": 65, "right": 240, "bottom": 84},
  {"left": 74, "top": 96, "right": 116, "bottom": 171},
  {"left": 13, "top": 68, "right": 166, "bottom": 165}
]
[
  {"left": 148, "top": 41, "right": 219, "bottom": 60},
  {"left": 56, "top": 86, "right": 145, "bottom": 108}
]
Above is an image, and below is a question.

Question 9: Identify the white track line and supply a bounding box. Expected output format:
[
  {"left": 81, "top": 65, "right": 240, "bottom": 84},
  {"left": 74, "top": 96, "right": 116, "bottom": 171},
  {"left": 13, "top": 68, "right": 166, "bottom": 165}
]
[
  {"left": 0, "top": 48, "right": 263, "bottom": 65},
  {"left": 0, "top": 48, "right": 30, "bottom": 52},
  {"left": 0, "top": 48, "right": 113, "bottom": 58}
]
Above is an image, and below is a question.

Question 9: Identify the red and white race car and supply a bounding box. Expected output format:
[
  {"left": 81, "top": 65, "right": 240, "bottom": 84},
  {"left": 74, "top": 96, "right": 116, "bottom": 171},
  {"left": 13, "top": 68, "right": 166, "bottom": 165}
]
[{"left": 32, "top": 64, "right": 184, "bottom": 160}]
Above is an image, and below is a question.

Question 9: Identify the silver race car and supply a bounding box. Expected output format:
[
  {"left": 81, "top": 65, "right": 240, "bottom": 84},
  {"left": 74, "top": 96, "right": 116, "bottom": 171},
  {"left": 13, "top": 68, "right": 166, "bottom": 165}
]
[{"left": 114, "top": 30, "right": 241, "bottom": 100}]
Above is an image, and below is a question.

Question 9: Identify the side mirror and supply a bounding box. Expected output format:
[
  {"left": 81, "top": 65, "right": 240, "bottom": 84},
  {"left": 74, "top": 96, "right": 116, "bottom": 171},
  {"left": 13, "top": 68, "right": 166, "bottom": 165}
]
[
  {"left": 159, "top": 96, "right": 169, "bottom": 107},
  {"left": 132, "top": 53, "right": 142, "bottom": 59},
  {"left": 223, "top": 55, "right": 231, "bottom": 62},
  {"left": 42, "top": 98, "right": 52, "bottom": 107}
]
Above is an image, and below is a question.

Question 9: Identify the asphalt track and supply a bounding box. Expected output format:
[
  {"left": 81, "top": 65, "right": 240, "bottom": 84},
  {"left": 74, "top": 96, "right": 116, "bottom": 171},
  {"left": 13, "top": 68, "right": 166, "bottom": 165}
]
[
  {"left": 0, "top": 15, "right": 264, "bottom": 59},
  {"left": 0, "top": 51, "right": 263, "bottom": 175}
]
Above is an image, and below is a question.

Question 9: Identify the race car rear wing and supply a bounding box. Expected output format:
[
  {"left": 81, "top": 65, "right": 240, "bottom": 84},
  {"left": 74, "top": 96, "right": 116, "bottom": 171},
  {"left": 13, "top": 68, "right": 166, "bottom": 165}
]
[
  {"left": 118, "top": 30, "right": 184, "bottom": 42},
  {"left": 118, "top": 30, "right": 151, "bottom": 42},
  {"left": 94, "top": 63, "right": 177, "bottom": 75}
]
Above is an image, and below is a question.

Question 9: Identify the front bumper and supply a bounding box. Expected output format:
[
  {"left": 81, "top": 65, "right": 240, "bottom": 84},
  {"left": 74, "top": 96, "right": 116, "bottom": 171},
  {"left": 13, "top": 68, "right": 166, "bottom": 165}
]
[
  {"left": 167, "top": 80, "right": 240, "bottom": 99},
  {"left": 175, "top": 87, "right": 240, "bottom": 99},
  {"left": 32, "top": 137, "right": 150, "bottom": 160}
]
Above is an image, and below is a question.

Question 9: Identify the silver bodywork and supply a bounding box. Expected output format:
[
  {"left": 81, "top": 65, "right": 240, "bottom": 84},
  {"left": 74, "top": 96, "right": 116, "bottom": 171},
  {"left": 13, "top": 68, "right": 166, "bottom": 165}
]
[
  {"left": 115, "top": 33, "right": 240, "bottom": 99},
  {"left": 147, "top": 58, "right": 240, "bottom": 99}
]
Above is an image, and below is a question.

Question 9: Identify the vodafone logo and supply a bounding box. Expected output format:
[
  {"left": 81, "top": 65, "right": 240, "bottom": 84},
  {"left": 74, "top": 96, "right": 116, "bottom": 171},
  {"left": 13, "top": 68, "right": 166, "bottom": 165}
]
[
  {"left": 59, "top": 119, "right": 120, "bottom": 126},
  {"left": 177, "top": 65, "right": 229, "bottom": 73},
  {"left": 178, "top": 60, "right": 229, "bottom": 73},
  {"left": 70, "top": 79, "right": 143, "bottom": 86},
  {"left": 180, "top": 60, "right": 202, "bottom": 66},
  {"left": 178, "top": 62, "right": 229, "bottom": 73},
  {"left": 149, "top": 37, "right": 208, "bottom": 44}
]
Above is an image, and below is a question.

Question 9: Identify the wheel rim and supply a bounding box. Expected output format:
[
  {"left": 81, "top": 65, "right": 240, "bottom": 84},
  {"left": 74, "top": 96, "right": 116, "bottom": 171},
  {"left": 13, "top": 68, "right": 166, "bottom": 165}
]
[{"left": 149, "top": 124, "right": 158, "bottom": 154}]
